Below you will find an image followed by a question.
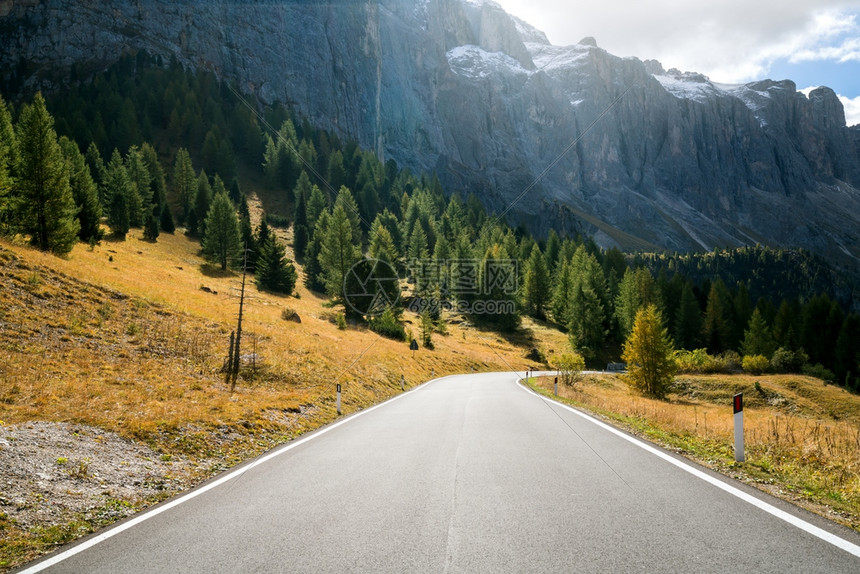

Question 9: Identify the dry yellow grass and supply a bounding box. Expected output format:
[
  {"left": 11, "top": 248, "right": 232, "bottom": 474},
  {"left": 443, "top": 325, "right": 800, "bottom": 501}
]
[
  {"left": 530, "top": 373, "right": 860, "bottom": 530},
  {"left": 1, "top": 226, "right": 567, "bottom": 570},
  {"left": 0, "top": 228, "right": 551, "bottom": 459}
]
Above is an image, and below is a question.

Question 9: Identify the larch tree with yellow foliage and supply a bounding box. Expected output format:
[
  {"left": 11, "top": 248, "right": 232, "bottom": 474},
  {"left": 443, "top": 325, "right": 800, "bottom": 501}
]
[{"left": 622, "top": 304, "right": 677, "bottom": 399}]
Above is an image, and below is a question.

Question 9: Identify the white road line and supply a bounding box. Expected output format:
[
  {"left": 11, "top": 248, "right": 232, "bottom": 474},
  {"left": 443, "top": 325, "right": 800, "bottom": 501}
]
[
  {"left": 519, "top": 379, "right": 860, "bottom": 559},
  {"left": 17, "top": 377, "right": 450, "bottom": 573}
]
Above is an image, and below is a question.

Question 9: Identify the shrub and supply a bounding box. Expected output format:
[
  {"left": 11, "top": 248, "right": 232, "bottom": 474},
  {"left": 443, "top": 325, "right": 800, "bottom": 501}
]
[
  {"left": 551, "top": 352, "right": 586, "bottom": 386},
  {"left": 674, "top": 349, "right": 716, "bottom": 374},
  {"left": 280, "top": 307, "right": 301, "bottom": 323},
  {"left": 742, "top": 354, "right": 770, "bottom": 375},
  {"left": 675, "top": 349, "right": 743, "bottom": 374},
  {"left": 369, "top": 308, "right": 406, "bottom": 341},
  {"left": 802, "top": 363, "right": 835, "bottom": 383},
  {"left": 335, "top": 313, "right": 347, "bottom": 330},
  {"left": 265, "top": 212, "right": 290, "bottom": 228},
  {"left": 771, "top": 347, "right": 808, "bottom": 374},
  {"left": 720, "top": 351, "right": 742, "bottom": 373}
]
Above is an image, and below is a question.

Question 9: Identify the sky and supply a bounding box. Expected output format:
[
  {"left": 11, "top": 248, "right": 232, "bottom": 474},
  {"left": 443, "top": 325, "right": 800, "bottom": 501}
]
[{"left": 494, "top": 0, "right": 860, "bottom": 126}]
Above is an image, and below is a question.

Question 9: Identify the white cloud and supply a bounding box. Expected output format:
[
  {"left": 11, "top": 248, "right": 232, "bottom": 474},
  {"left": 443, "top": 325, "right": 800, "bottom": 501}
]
[
  {"left": 839, "top": 94, "right": 860, "bottom": 126},
  {"left": 495, "top": 1, "right": 860, "bottom": 83}
]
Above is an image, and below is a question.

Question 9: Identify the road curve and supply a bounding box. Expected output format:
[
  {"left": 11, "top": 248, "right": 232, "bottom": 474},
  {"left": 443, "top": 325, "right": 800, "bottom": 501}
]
[{"left": 18, "top": 372, "right": 860, "bottom": 573}]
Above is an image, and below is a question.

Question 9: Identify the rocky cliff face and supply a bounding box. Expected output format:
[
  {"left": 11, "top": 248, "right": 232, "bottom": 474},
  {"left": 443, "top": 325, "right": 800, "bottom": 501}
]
[{"left": 2, "top": 0, "right": 859, "bottom": 268}]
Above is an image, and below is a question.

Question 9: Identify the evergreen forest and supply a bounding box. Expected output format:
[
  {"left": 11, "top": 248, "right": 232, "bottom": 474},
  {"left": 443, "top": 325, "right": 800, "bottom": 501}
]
[{"left": 1, "top": 51, "right": 858, "bottom": 393}]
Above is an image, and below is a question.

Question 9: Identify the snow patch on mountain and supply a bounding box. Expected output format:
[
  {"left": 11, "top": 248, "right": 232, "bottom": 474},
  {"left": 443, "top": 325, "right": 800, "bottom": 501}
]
[
  {"left": 511, "top": 15, "right": 549, "bottom": 45},
  {"left": 654, "top": 69, "right": 781, "bottom": 126},
  {"left": 446, "top": 44, "right": 528, "bottom": 78},
  {"left": 526, "top": 43, "right": 590, "bottom": 72}
]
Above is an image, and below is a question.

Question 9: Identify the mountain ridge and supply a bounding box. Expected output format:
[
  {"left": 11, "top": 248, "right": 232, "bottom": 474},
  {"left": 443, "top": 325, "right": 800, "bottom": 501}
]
[{"left": 2, "top": 0, "right": 859, "bottom": 272}]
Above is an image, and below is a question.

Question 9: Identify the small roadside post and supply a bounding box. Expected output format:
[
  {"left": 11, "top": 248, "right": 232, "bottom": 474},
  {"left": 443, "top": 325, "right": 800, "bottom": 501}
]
[
  {"left": 400, "top": 374, "right": 405, "bottom": 391},
  {"left": 336, "top": 384, "right": 342, "bottom": 416},
  {"left": 554, "top": 376, "right": 558, "bottom": 397},
  {"left": 733, "top": 393, "right": 744, "bottom": 462}
]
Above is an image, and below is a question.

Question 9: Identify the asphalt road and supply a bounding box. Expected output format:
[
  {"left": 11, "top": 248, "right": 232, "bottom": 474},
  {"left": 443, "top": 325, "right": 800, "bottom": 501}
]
[{"left": 19, "top": 372, "right": 860, "bottom": 573}]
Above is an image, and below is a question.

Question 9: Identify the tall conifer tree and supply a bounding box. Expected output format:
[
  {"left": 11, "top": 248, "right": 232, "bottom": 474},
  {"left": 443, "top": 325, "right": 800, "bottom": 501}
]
[{"left": 14, "top": 93, "right": 79, "bottom": 254}]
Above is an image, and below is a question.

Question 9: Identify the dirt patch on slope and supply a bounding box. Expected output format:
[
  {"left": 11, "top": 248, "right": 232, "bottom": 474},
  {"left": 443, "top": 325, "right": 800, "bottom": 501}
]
[{"left": 0, "top": 421, "right": 193, "bottom": 531}]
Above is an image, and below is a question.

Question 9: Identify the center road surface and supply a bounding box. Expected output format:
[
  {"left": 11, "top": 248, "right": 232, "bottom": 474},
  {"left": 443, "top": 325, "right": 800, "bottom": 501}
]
[{"left": 20, "top": 372, "right": 860, "bottom": 573}]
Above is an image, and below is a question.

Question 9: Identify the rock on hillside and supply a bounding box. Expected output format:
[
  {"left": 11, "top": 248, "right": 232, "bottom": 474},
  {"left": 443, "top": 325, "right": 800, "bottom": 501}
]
[{"left": 2, "top": 0, "right": 859, "bottom": 268}]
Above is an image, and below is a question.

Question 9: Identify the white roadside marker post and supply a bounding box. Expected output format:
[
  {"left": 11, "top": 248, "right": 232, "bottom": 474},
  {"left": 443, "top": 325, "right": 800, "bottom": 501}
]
[
  {"left": 554, "top": 376, "right": 558, "bottom": 397},
  {"left": 336, "top": 384, "right": 342, "bottom": 416},
  {"left": 733, "top": 393, "right": 745, "bottom": 462},
  {"left": 400, "top": 374, "right": 405, "bottom": 391}
]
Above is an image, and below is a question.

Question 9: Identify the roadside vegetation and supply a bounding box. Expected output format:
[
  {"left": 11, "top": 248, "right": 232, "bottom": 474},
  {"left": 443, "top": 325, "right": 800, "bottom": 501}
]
[{"left": 526, "top": 372, "right": 860, "bottom": 531}]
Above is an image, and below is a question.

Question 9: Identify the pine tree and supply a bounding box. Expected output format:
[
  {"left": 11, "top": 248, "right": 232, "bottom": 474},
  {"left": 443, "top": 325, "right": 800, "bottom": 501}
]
[
  {"left": 674, "top": 282, "right": 703, "bottom": 350},
  {"left": 702, "top": 281, "right": 733, "bottom": 353},
  {"left": 239, "top": 213, "right": 257, "bottom": 272},
  {"left": 159, "top": 204, "right": 175, "bottom": 234},
  {"left": 202, "top": 191, "right": 241, "bottom": 271},
  {"left": 0, "top": 93, "right": 17, "bottom": 234},
  {"left": 58, "top": 137, "right": 102, "bottom": 243},
  {"left": 84, "top": 142, "right": 106, "bottom": 205},
  {"left": 306, "top": 182, "right": 327, "bottom": 227},
  {"left": 256, "top": 216, "right": 272, "bottom": 251},
  {"left": 522, "top": 244, "right": 550, "bottom": 319},
  {"left": 140, "top": 142, "right": 166, "bottom": 212},
  {"left": 14, "top": 93, "right": 80, "bottom": 254},
  {"left": 551, "top": 257, "right": 573, "bottom": 325},
  {"left": 143, "top": 207, "right": 160, "bottom": 242},
  {"left": 228, "top": 176, "right": 242, "bottom": 205},
  {"left": 293, "top": 171, "right": 311, "bottom": 259},
  {"left": 327, "top": 150, "right": 346, "bottom": 191},
  {"left": 188, "top": 170, "right": 212, "bottom": 237},
  {"left": 172, "top": 148, "right": 196, "bottom": 224},
  {"left": 407, "top": 224, "right": 429, "bottom": 262},
  {"left": 622, "top": 304, "right": 677, "bottom": 399},
  {"left": 615, "top": 267, "right": 658, "bottom": 339},
  {"left": 303, "top": 210, "right": 329, "bottom": 292},
  {"left": 473, "top": 243, "right": 520, "bottom": 332},
  {"left": 334, "top": 185, "right": 362, "bottom": 246},
  {"left": 124, "top": 146, "right": 149, "bottom": 227},
  {"left": 545, "top": 229, "right": 561, "bottom": 271},
  {"left": 320, "top": 203, "right": 360, "bottom": 302},
  {"left": 773, "top": 299, "right": 801, "bottom": 350},
  {"left": 369, "top": 219, "right": 398, "bottom": 264},
  {"left": 742, "top": 308, "right": 776, "bottom": 358},
  {"left": 834, "top": 314, "right": 860, "bottom": 389},
  {"left": 255, "top": 236, "right": 297, "bottom": 295},
  {"left": 568, "top": 283, "right": 605, "bottom": 361},
  {"left": 104, "top": 149, "right": 131, "bottom": 238},
  {"left": 733, "top": 282, "right": 753, "bottom": 348},
  {"left": 566, "top": 246, "right": 609, "bottom": 357}
]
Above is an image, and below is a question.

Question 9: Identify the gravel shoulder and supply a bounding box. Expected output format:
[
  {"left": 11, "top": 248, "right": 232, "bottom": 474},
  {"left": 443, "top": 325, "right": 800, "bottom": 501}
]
[{"left": 0, "top": 421, "right": 193, "bottom": 533}]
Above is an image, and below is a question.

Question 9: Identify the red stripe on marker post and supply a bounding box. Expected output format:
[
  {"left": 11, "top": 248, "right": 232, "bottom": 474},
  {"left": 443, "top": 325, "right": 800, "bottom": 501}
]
[{"left": 733, "top": 393, "right": 743, "bottom": 414}]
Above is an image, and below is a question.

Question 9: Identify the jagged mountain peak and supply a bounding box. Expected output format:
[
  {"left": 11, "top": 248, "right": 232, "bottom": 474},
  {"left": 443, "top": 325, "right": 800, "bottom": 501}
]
[{"left": 1, "top": 0, "right": 858, "bottom": 270}]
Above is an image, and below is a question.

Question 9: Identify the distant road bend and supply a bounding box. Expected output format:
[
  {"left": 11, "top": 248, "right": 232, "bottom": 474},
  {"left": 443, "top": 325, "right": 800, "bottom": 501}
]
[{"left": 18, "top": 372, "right": 860, "bottom": 573}]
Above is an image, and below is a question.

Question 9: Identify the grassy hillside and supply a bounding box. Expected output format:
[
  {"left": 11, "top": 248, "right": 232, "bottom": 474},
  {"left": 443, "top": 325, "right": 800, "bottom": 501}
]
[{"left": 0, "top": 227, "right": 569, "bottom": 570}]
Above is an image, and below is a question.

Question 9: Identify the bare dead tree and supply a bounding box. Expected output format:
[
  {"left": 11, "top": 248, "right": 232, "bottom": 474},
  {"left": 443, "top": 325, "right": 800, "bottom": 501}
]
[{"left": 230, "top": 248, "right": 249, "bottom": 393}]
